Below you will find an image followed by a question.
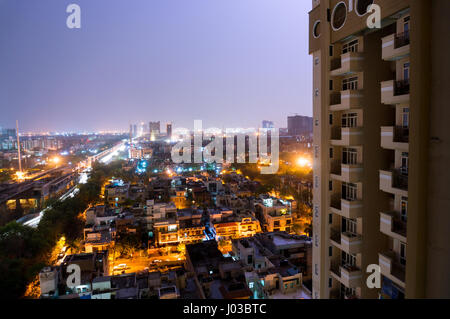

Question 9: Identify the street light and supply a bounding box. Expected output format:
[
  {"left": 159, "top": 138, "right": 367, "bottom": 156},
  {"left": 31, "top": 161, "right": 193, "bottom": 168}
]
[
  {"left": 15, "top": 171, "right": 25, "bottom": 181},
  {"left": 296, "top": 157, "right": 311, "bottom": 168}
]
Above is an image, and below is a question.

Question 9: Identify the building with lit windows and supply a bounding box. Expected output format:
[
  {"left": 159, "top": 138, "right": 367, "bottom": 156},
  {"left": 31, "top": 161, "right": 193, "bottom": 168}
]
[
  {"left": 309, "top": 0, "right": 450, "bottom": 299},
  {"left": 255, "top": 195, "right": 294, "bottom": 233}
]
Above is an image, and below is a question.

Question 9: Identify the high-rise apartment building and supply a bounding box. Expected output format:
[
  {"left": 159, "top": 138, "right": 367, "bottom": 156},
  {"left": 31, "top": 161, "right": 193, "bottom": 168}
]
[
  {"left": 148, "top": 121, "right": 161, "bottom": 136},
  {"left": 309, "top": 0, "right": 449, "bottom": 299},
  {"left": 166, "top": 123, "right": 173, "bottom": 139},
  {"left": 288, "top": 115, "right": 313, "bottom": 136}
]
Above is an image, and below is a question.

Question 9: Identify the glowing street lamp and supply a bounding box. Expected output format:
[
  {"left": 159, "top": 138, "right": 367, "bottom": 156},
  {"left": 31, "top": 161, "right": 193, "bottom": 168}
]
[
  {"left": 297, "top": 157, "right": 311, "bottom": 168},
  {"left": 15, "top": 171, "right": 25, "bottom": 181}
]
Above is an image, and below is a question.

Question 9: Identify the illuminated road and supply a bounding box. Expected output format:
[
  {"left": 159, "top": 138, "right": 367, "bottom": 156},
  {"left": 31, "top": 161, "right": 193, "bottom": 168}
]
[
  {"left": 21, "top": 141, "right": 128, "bottom": 228},
  {"left": 110, "top": 254, "right": 185, "bottom": 275},
  {"left": 22, "top": 185, "right": 80, "bottom": 228}
]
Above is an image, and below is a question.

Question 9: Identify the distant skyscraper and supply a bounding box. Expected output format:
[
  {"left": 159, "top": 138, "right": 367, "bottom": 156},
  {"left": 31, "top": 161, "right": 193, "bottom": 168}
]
[
  {"left": 262, "top": 120, "right": 274, "bottom": 129},
  {"left": 166, "top": 123, "right": 173, "bottom": 139},
  {"left": 287, "top": 115, "right": 313, "bottom": 136},
  {"left": 149, "top": 121, "right": 160, "bottom": 141},
  {"left": 149, "top": 122, "right": 160, "bottom": 135}
]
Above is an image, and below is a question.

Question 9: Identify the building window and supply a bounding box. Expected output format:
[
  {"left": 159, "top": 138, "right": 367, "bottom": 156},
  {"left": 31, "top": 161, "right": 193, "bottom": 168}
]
[
  {"left": 343, "top": 218, "right": 357, "bottom": 235},
  {"left": 402, "top": 107, "right": 410, "bottom": 128},
  {"left": 403, "top": 62, "right": 410, "bottom": 81},
  {"left": 401, "top": 152, "right": 409, "bottom": 175},
  {"left": 342, "top": 148, "right": 358, "bottom": 165},
  {"left": 329, "top": 213, "right": 333, "bottom": 224},
  {"left": 329, "top": 147, "right": 334, "bottom": 159},
  {"left": 329, "top": 45, "right": 334, "bottom": 57},
  {"left": 315, "top": 264, "right": 319, "bottom": 276},
  {"left": 329, "top": 246, "right": 333, "bottom": 257},
  {"left": 400, "top": 242, "right": 407, "bottom": 266},
  {"left": 401, "top": 197, "right": 408, "bottom": 222},
  {"left": 342, "top": 112, "right": 358, "bottom": 128},
  {"left": 329, "top": 113, "right": 333, "bottom": 125},
  {"left": 342, "top": 39, "right": 359, "bottom": 54},
  {"left": 329, "top": 277, "right": 333, "bottom": 288},
  {"left": 342, "top": 77, "right": 358, "bottom": 90},
  {"left": 314, "top": 206, "right": 319, "bottom": 218},
  {"left": 331, "top": 2, "right": 347, "bottom": 31},
  {"left": 404, "top": 16, "right": 410, "bottom": 35},
  {"left": 329, "top": 180, "right": 333, "bottom": 191},
  {"left": 342, "top": 182, "right": 357, "bottom": 201},
  {"left": 329, "top": 80, "right": 333, "bottom": 91},
  {"left": 315, "top": 234, "right": 319, "bottom": 247},
  {"left": 355, "top": 0, "right": 374, "bottom": 16},
  {"left": 342, "top": 251, "right": 357, "bottom": 267}
]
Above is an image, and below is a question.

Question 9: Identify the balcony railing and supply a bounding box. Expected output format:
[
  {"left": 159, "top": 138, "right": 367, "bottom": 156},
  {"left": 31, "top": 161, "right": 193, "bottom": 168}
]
[
  {"left": 394, "top": 126, "right": 409, "bottom": 143},
  {"left": 394, "top": 80, "right": 410, "bottom": 96},
  {"left": 392, "top": 169, "right": 408, "bottom": 190},
  {"left": 331, "top": 160, "right": 342, "bottom": 175},
  {"left": 331, "top": 58, "right": 342, "bottom": 71},
  {"left": 331, "top": 127, "right": 342, "bottom": 140},
  {"left": 330, "top": 229, "right": 341, "bottom": 243},
  {"left": 342, "top": 193, "right": 357, "bottom": 202},
  {"left": 330, "top": 92, "right": 341, "bottom": 105},
  {"left": 341, "top": 263, "right": 360, "bottom": 272},
  {"left": 394, "top": 31, "right": 410, "bottom": 49},
  {"left": 331, "top": 195, "right": 342, "bottom": 210},
  {"left": 381, "top": 251, "right": 406, "bottom": 284},
  {"left": 392, "top": 215, "right": 407, "bottom": 237},
  {"left": 330, "top": 261, "right": 341, "bottom": 276}
]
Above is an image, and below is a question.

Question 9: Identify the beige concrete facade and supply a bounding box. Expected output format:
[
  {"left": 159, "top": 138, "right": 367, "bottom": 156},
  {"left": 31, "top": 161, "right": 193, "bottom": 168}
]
[{"left": 309, "top": 0, "right": 450, "bottom": 299}]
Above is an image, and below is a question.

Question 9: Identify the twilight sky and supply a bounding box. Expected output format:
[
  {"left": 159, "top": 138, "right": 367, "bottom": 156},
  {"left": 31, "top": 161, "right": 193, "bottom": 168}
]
[{"left": 0, "top": 0, "right": 312, "bottom": 133}]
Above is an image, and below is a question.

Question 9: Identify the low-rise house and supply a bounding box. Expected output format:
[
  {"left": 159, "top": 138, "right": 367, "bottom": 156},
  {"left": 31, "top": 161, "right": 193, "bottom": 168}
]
[
  {"left": 104, "top": 180, "right": 130, "bottom": 206},
  {"left": 255, "top": 195, "right": 294, "bottom": 233}
]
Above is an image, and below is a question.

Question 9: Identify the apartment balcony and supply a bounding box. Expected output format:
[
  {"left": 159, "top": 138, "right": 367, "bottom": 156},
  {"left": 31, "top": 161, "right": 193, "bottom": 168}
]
[
  {"left": 330, "top": 52, "right": 364, "bottom": 77},
  {"left": 381, "top": 126, "right": 409, "bottom": 152},
  {"left": 382, "top": 32, "right": 410, "bottom": 61},
  {"left": 379, "top": 169, "right": 408, "bottom": 197},
  {"left": 380, "top": 211, "right": 407, "bottom": 243},
  {"left": 330, "top": 161, "right": 363, "bottom": 183},
  {"left": 381, "top": 80, "right": 410, "bottom": 105},
  {"left": 329, "top": 90, "right": 363, "bottom": 111},
  {"left": 330, "top": 229, "right": 362, "bottom": 255},
  {"left": 330, "top": 262, "right": 362, "bottom": 289},
  {"left": 330, "top": 196, "right": 363, "bottom": 219},
  {"left": 379, "top": 251, "right": 406, "bottom": 289},
  {"left": 331, "top": 127, "right": 363, "bottom": 146}
]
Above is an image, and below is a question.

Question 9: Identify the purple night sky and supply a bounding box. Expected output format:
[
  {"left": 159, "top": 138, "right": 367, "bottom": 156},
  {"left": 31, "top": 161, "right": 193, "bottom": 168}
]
[{"left": 0, "top": 0, "right": 312, "bottom": 132}]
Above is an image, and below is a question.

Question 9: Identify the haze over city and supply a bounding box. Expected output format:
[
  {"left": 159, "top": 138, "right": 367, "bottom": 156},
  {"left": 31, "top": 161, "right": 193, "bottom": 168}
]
[{"left": 0, "top": 0, "right": 312, "bottom": 132}]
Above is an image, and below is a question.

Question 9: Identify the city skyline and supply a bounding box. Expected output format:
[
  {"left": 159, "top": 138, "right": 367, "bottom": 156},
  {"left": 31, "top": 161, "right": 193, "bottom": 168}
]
[{"left": 0, "top": 0, "right": 312, "bottom": 132}]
